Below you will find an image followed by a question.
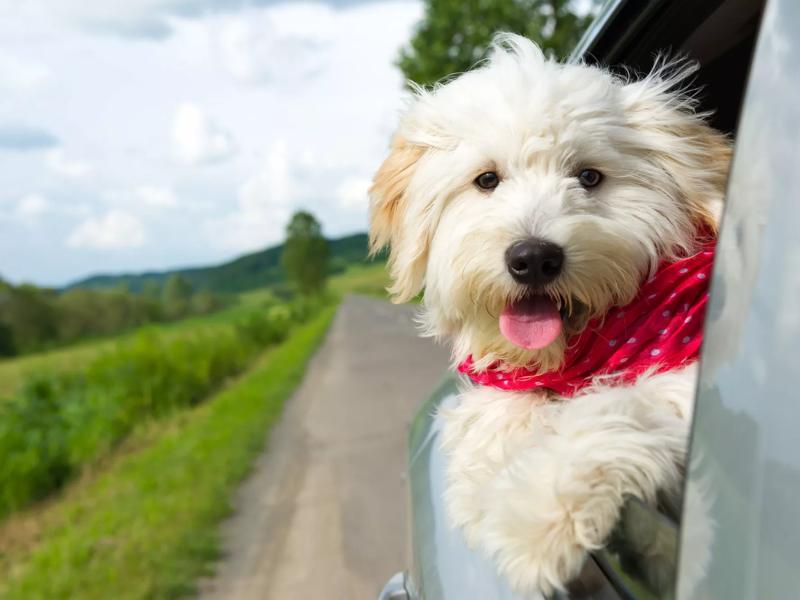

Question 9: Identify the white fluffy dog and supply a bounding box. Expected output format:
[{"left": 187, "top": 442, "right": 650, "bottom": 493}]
[{"left": 369, "top": 34, "right": 730, "bottom": 597}]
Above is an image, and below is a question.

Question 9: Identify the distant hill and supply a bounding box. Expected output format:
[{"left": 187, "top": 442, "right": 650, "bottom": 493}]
[{"left": 67, "top": 232, "right": 379, "bottom": 294}]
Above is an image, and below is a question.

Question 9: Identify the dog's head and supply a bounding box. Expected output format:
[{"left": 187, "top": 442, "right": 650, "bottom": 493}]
[{"left": 369, "top": 34, "right": 731, "bottom": 371}]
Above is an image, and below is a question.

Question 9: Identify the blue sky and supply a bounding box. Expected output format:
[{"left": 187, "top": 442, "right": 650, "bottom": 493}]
[{"left": 0, "top": 0, "right": 422, "bottom": 286}]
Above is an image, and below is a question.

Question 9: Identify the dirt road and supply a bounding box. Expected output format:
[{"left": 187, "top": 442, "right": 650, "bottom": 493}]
[{"left": 198, "top": 295, "right": 450, "bottom": 600}]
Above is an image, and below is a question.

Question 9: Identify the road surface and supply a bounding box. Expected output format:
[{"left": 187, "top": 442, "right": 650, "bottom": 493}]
[{"left": 198, "top": 295, "right": 451, "bottom": 600}]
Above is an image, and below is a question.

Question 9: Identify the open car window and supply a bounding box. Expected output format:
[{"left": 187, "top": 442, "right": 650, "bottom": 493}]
[{"left": 571, "top": 0, "right": 766, "bottom": 597}]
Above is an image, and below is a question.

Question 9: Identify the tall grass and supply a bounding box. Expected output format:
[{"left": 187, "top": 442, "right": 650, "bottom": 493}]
[
  {"left": 0, "top": 306, "right": 336, "bottom": 600},
  {"left": 0, "top": 295, "right": 328, "bottom": 518}
]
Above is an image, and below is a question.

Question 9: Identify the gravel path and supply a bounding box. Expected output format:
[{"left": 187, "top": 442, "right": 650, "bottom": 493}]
[{"left": 198, "top": 295, "right": 450, "bottom": 600}]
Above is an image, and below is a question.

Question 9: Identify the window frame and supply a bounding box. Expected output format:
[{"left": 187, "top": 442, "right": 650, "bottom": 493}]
[{"left": 570, "top": 0, "right": 766, "bottom": 597}]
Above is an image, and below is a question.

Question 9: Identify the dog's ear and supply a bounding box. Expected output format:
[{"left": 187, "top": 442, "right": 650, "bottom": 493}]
[
  {"left": 369, "top": 136, "right": 428, "bottom": 302},
  {"left": 622, "top": 65, "right": 732, "bottom": 233}
]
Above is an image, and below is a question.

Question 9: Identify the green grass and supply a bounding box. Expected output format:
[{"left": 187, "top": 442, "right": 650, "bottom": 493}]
[
  {"left": 239, "top": 262, "right": 390, "bottom": 303},
  {"left": 328, "top": 262, "right": 390, "bottom": 299},
  {"left": 0, "top": 306, "right": 336, "bottom": 600},
  {"left": 0, "top": 339, "right": 115, "bottom": 400},
  {"left": 0, "top": 295, "right": 326, "bottom": 517},
  {"left": 0, "top": 267, "right": 388, "bottom": 400},
  {"left": 0, "top": 300, "right": 280, "bottom": 399},
  {"left": 236, "top": 287, "right": 281, "bottom": 307}
]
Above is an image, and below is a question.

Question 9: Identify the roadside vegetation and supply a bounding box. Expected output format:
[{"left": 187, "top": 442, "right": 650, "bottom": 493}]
[
  {"left": 329, "top": 263, "right": 392, "bottom": 299},
  {"left": 0, "top": 275, "right": 229, "bottom": 358},
  {"left": 0, "top": 294, "right": 326, "bottom": 518},
  {"left": 0, "top": 209, "right": 386, "bottom": 598},
  {"left": 0, "top": 308, "right": 336, "bottom": 600}
]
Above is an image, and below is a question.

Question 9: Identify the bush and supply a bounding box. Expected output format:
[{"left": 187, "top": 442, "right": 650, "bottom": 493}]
[
  {"left": 234, "top": 309, "right": 291, "bottom": 347},
  {"left": 0, "top": 279, "right": 232, "bottom": 357},
  {"left": 0, "top": 375, "right": 72, "bottom": 513},
  {"left": 0, "top": 297, "right": 327, "bottom": 518},
  {"left": 0, "top": 321, "right": 16, "bottom": 356},
  {"left": 287, "top": 293, "right": 330, "bottom": 323},
  {"left": 0, "top": 332, "right": 248, "bottom": 516}
]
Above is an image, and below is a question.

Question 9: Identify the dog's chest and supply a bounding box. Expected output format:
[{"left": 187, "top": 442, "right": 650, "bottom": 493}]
[{"left": 441, "top": 388, "right": 563, "bottom": 480}]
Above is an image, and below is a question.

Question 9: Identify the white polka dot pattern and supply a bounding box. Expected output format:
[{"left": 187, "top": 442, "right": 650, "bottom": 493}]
[{"left": 458, "top": 232, "right": 716, "bottom": 396}]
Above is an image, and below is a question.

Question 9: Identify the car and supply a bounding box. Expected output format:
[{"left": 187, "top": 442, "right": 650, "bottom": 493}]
[{"left": 379, "top": 0, "right": 799, "bottom": 597}]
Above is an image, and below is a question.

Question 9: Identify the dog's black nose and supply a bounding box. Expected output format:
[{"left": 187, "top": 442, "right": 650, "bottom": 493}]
[{"left": 505, "top": 239, "right": 564, "bottom": 286}]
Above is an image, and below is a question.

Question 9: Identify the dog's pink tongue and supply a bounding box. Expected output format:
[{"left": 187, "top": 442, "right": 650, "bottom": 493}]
[{"left": 500, "top": 296, "right": 562, "bottom": 349}]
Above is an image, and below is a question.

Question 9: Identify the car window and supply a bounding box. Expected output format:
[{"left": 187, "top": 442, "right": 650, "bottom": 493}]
[
  {"left": 572, "top": 0, "right": 765, "bottom": 597},
  {"left": 677, "top": 0, "right": 800, "bottom": 597},
  {"left": 594, "top": 499, "right": 679, "bottom": 599}
]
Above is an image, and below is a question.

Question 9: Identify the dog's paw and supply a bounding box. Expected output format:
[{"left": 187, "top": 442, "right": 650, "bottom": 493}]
[{"left": 478, "top": 453, "right": 624, "bottom": 596}]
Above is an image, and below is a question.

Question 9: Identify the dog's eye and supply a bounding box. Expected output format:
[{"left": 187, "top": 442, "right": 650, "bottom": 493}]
[
  {"left": 474, "top": 171, "right": 500, "bottom": 191},
  {"left": 577, "top": 169, "right": 603, "bottom": 188}
]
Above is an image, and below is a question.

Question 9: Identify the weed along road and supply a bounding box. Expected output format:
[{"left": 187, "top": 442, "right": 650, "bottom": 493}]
[{"left": 199, "top": 294, "right": 450, "bottom": 600}]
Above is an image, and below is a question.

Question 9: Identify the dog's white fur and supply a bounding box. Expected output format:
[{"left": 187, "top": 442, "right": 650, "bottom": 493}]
[{"left": 369, "top": 34, "right": 730, "bottom": 596}]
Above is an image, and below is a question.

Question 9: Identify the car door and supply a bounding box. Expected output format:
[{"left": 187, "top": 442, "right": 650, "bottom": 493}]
[{"left": 677, "top": 0, "right": 800, "bottom": 597}]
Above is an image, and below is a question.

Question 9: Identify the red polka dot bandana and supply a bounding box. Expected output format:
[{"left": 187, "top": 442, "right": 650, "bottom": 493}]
[{"left": 458, "top": 237, "right": 716, "bottom": 397}]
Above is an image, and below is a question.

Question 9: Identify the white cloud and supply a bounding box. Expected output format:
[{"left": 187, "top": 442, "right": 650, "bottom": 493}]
[
  {"left": 15, "top": 0, "right": 213, "bottom": 39},
  {"left": 6, "top": 0, "right": 387, "bottom": 39},
  {"left": 0, "top": 54, "right": 49, "bottom": 90},
  {"left": 217, "top": 10, "right": 329, "bottom": 84},
  {"left": 205, "top": 141, "right": 292, "bottom": 250},
  {"left": 336, "top": 176, "right": 371, "bottom": 210},
  {"left": 45, "top": 148, "right": 92, "bottom": 178},
  {"left": 171, "top": 103, "right": 235, "bottom": 164},
  {"left": 0, "top": 124, "right": 58, "bottom": 151},
  {"left": 16, "top": 193, "right": 50, "bottom": 219},
  {"left": 67, "top": 210, "right": 147, "bottom": 249},
  {"left": 137, "top": 185, "right": 179, "bottom": 208},
  {"left": 241, "top": 141, "right": 292, "bottom": 208}
]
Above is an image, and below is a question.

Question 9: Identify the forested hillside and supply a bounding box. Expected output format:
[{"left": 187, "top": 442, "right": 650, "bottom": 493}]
[{"left": 68, "top": 233, "right": 375, "bottom": 294}]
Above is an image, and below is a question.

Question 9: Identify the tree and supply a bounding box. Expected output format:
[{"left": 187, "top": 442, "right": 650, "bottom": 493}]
[
  {"left": 0, "top": 284, "right": 58, "bottom": 353},
  {"left": 0, "top": 322, "right": 15, "bottom": 357},
  {"left": 55, "top": 288, "right": 102, "bottom": 342},
  {"left": 397, "top": 0, "right": 596, "bottom": 87},
  {"left": 191, "top": 289, "right": 224, "bottom": 315},
  {"left": 281, "top": 211, "right": 330, "bottom": 295},
  {"left": 162, "top": 275, "right": 193, "bottom": 319},
  {"left": 141, "top": 280, "right": 162, "bottom": 300}
]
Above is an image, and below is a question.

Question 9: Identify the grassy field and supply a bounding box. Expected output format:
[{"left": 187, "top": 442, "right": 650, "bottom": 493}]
[
  {"left": 0, "top": 303, "right": 262, "bottom": 399},
  {"left": 0, "top": 307, "right": 336, "bottom": 599},
  {"left": 0, "top": 266, "right": 388, "bottom": 407},
  {"left": 0, "top": 263, "right": 388, "bottom": 597},
  {"left": 328, "top": 262, "right": 390, "bottom": 299},
  {"left": 0, "top": 264, "right": 388, "bottom": 399}
]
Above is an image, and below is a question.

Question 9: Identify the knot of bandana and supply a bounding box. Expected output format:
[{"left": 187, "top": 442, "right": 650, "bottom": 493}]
[{"left": 457, "top": 238, "right": 716, "bottom": 397}]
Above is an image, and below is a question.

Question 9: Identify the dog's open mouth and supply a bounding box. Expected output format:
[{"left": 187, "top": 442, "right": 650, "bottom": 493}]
[{"left": 499, "top": 295, "right": 564, "bottom": 350}]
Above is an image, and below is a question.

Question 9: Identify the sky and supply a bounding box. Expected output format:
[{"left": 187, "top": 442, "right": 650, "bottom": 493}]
[{"left": 0, "top": 0, "right": 423, "bottom": 286}]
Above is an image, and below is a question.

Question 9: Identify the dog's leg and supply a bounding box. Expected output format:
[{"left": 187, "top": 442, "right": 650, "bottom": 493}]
[
  {"left": 477, "top": 365, "right": 697, "bottom": 596},
  {"left": 440, "top": 386, "right": 552, "bottom": 548}
]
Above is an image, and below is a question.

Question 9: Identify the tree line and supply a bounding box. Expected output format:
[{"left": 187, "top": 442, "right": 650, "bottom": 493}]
[
  {"left": 0, "top": 275, "right": 227, "bottom": 357},
  {"left": 0, "top": 209, "right": 346, "bottom": 358}
]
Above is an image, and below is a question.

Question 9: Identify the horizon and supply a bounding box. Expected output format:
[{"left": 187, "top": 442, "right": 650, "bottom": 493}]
[
  {"left": 63, "top": 228, "right": 370, "bottom": 289},
  {"left": 0, "top": 0, "right": 421, "bottom": 287}
]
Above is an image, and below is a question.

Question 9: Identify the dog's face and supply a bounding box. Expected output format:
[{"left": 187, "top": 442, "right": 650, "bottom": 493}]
[{"left": 370, "top": 35, "right": 730, "bottom": 371}]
